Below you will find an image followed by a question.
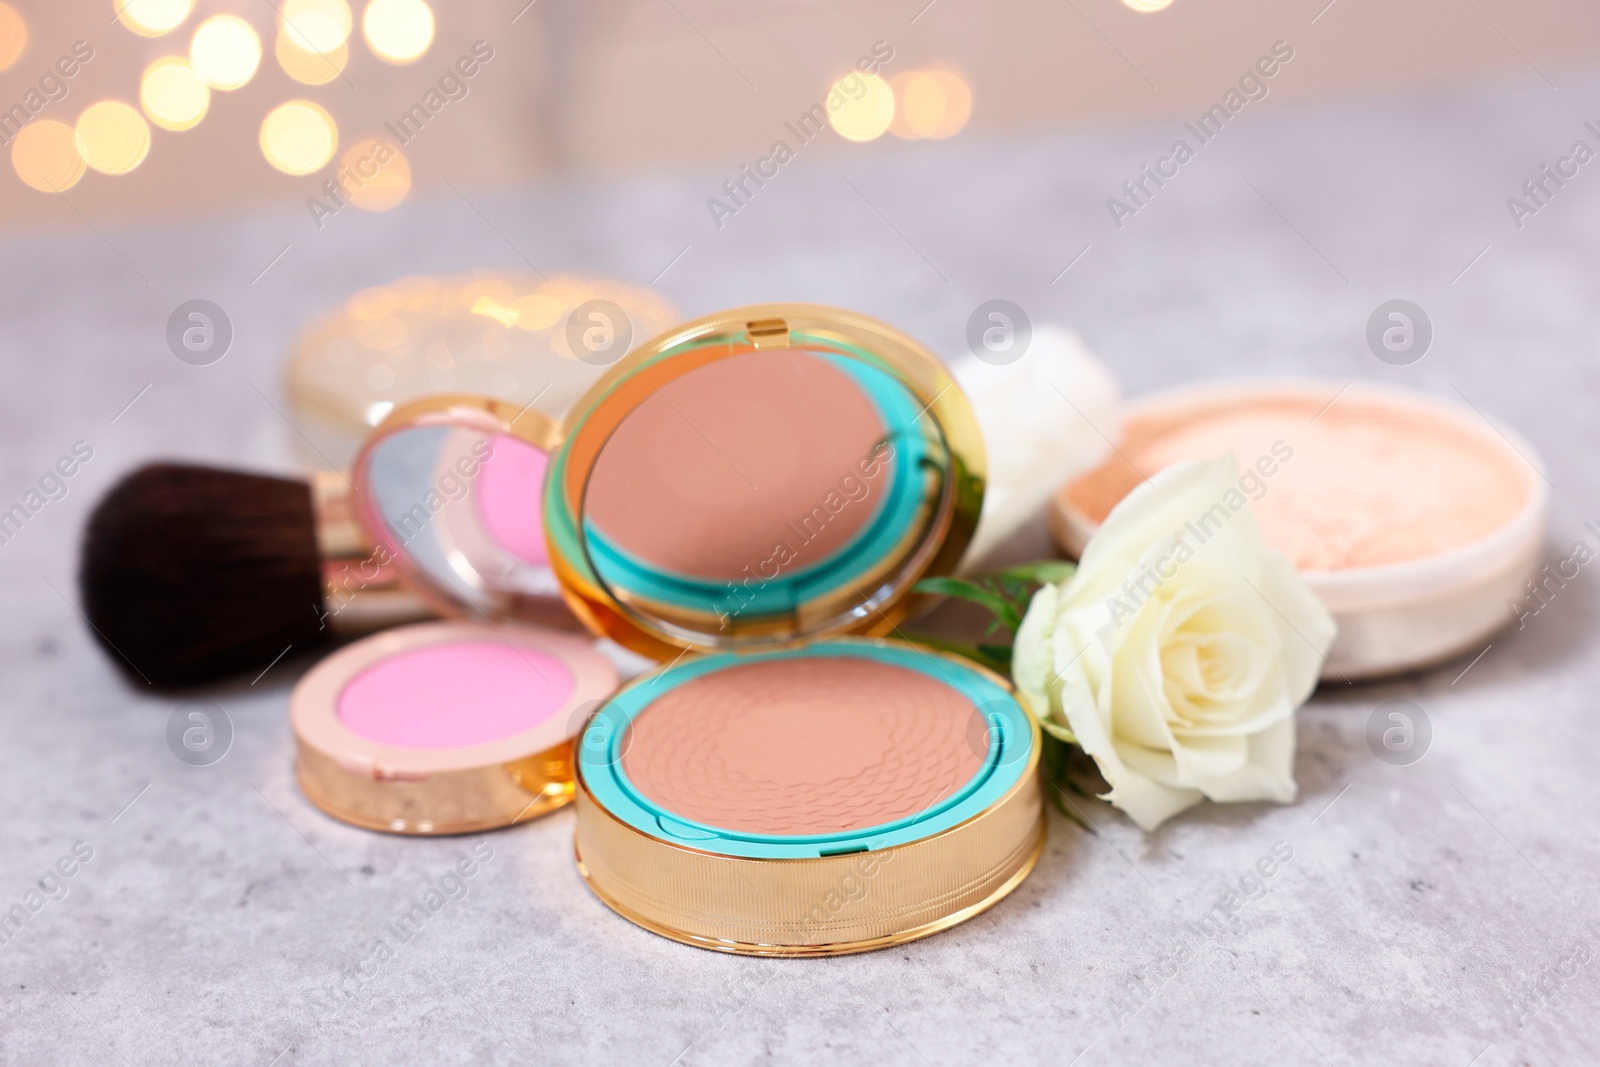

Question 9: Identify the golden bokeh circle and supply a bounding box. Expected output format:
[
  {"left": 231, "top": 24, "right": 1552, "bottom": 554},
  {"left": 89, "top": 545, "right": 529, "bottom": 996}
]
[
  {"left": 339, "top": 137, "right": 411, "bottom": 212},
  {"left": 0, "top": 2, "right": 27, "bottom": 72},
  {"left": 76, "top": 100, "right": 152, "bottom": 175},
  {"left": 1121, "top": 0, "right": 1175, "bottom": 11},
  {"left": 140, "top": 57, "right": 210, "bottom": 132},
  {"left": 260, "top": 99, "right": 338, "bottom": 175},
  {"left": 191, "top": 15, "right": 262, "bottom": 91},
  {"left": 116, "top": 0, "right": 194, "bottom": 38},
  {"left": 891, "top": 70, "right": 973, "bottom": 141},
  {"left": 827, "top": 73, "right": 895, "bottom": 143},
  {"left": 280, "top": 0, "right": 353, "bottom": 55},
  {"left": 11, "top": 120, "right": 86, "bottom": 192},
  {"left": 362, "top": 0, "right": 435, "bottom": 65},
  {"left": 277, "top": 30, "right": 349, "bottom": 85}
]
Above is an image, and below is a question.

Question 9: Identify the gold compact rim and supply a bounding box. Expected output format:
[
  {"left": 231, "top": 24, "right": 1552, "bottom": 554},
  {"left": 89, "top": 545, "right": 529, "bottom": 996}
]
[
  {"left": 290, "top": 620, "right": 617, "bottom": 835},
  {"left": 544, "top": 303, "right": 987, "bottom": 663},
  {"left": 571, "top": 645, "right": 1044, "bottom": 956}
]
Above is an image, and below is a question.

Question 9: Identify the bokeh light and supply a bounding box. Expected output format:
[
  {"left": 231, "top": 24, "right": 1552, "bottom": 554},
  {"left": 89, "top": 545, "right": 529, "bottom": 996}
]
[
  {"left": 140, "top": 57, "right": 210, "bottom": 132},
  {"left": 0, "top": 3, "right": 26, "bottom": 72},
  {"left": 280, "top": 0, "right": 352, "bottom": 55},
  {"left": 11, "top": 120, "right": 85, "bottom": 192},
  {"left": 362, "top": 0, "right": 434, "bottom": 65},
  {"left": 116, "top": 0, "right": 193, "bottom": 38},
  {"left": 191, "top": 15, "right": 262, "bottom": 91},
  {"left": 75, "top": 101, "right": 151, "bottom": 175},
  {"left": 339, "top": 138, "right": 411, "bottom": 212},
  {"left": 890, "top": 70, "right": 973, "bottom": 140},
  {"left": 1121, "top": 0, "right": 1175, "bottom": 11},
  {"left": 277, "top": 31, "right": 349, "bottom": 85},
  {"left": 260, "top": 100, "right": 338, "bottom": 175},
  {"left": 827, "top": 72, "right": 895, "bottom": 143}
]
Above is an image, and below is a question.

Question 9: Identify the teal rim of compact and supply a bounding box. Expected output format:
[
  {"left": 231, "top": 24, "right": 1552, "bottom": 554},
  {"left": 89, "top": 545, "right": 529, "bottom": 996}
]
[{"left": 577, "top": 639, "right": 1033, "bottom": 860}]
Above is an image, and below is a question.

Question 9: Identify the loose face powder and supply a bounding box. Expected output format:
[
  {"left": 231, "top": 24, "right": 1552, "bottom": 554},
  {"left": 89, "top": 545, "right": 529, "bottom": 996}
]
[
  {"left": 583, "top": 350, "right": 894, "bottom": 582},
  {"left": 620, "top": 655, "right": 984, "bottom": 836},
  {"left": 1063, "top": 391, "right": 1532, "bottom": 571}
]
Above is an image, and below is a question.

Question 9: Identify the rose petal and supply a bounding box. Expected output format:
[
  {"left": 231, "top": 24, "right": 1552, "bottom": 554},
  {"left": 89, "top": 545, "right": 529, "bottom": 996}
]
[
  {"left": 1099, "top": 754, "right": 1204, "bottom": 832},
  {"left": 1012, "top": 583, "right": 1059, "bottom": 706},
  {"left": 1195, "top": 717, "right": 1298, "bottom": 804}
]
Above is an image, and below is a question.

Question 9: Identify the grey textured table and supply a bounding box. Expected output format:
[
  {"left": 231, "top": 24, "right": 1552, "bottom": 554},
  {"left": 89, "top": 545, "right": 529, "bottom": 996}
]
[{"left": 3, "top": 66, "right": 1599, "bottom": 1066}]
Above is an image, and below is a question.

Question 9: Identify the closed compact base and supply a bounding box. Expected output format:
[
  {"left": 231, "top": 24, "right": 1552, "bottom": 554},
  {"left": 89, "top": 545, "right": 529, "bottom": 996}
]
[
  {"left": 296, "top": 740, "right": 574, "bottom": 835},
  {"left": 572, "top": 761, "right": 1044, "bottom": 956}
]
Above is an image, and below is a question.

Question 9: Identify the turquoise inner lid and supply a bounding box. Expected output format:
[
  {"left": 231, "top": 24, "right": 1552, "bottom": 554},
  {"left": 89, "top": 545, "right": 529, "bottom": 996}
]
[{"left": 577, "top": 639, "right": 1034, "bottom": 860}]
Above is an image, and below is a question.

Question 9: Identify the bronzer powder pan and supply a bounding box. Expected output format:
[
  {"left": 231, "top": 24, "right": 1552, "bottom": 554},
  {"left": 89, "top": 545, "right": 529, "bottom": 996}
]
[
  {"left": 292, "top": 621, "right": 616, "bottom": 834},
  {"left": 535, "top": 304, "right": 1046, "bottom": 956},
  {"left": 618, "top": 655, "right": 983, "bottom": 836}
]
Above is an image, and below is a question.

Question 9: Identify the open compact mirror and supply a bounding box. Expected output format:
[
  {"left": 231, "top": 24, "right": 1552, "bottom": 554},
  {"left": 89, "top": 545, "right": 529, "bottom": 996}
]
[
  {"left": 545, "top": 306, "right": 986, "bottom": 658},
  {"left": 351, "top": 396, "right": 572, "bottom": 628}
]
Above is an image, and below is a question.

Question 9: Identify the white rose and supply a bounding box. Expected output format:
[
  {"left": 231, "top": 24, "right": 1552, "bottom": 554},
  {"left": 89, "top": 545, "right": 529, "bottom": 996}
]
[{"left": 1013, "top": 455, "right": 1335, "bottom": 831}]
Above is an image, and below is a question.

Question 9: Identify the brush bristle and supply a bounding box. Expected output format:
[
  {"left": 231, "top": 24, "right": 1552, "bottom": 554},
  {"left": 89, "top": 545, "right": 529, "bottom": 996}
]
[{"left": 78, "top": 463, "right": 333, "bottom": 687}]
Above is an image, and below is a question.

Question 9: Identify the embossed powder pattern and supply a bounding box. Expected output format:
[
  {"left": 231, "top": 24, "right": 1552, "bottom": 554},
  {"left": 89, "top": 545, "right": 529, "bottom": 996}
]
[{"left": 620, "top": 657, "right": 985, "bottom": 836}]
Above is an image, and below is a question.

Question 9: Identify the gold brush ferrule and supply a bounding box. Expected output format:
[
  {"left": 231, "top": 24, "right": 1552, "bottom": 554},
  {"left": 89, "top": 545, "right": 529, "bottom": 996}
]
[{"left": 309, "top": 470, "right": 434, "bottom": 636}]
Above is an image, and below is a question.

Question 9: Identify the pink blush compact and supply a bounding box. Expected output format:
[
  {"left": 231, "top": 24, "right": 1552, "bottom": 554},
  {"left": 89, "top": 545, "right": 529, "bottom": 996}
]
[{"left": 292, "top": 621, "right": 617, "bottom": 834}]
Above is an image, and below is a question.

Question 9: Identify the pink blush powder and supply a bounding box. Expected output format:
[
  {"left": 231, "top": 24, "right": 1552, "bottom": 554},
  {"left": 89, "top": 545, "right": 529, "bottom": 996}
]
[
  {"left": 336, "top": 641, "right": 573, "bottom": 749},
  {"left": 476, "top": 435, "right": 549, "bottom": 566}
]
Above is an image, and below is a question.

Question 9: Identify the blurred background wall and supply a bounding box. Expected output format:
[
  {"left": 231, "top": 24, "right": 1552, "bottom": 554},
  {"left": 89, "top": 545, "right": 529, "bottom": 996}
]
[{"left": 1, "top": 0, "right": 1598, "bottom": 231}]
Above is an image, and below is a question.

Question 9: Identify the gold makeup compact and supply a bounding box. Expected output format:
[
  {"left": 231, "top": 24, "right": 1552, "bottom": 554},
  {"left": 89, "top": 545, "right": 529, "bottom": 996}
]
[
  {"left": 289, "top": 397, "right": 616, "bottom": 834},
  {"left": 536, "top": 305, "right": 1047, "bottom": 955}
]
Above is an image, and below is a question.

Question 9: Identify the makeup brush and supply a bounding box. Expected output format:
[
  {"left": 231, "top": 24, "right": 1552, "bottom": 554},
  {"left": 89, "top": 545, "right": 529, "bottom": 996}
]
[{"left": 78, "top": 463, "right": 430, "bottom": 688}]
